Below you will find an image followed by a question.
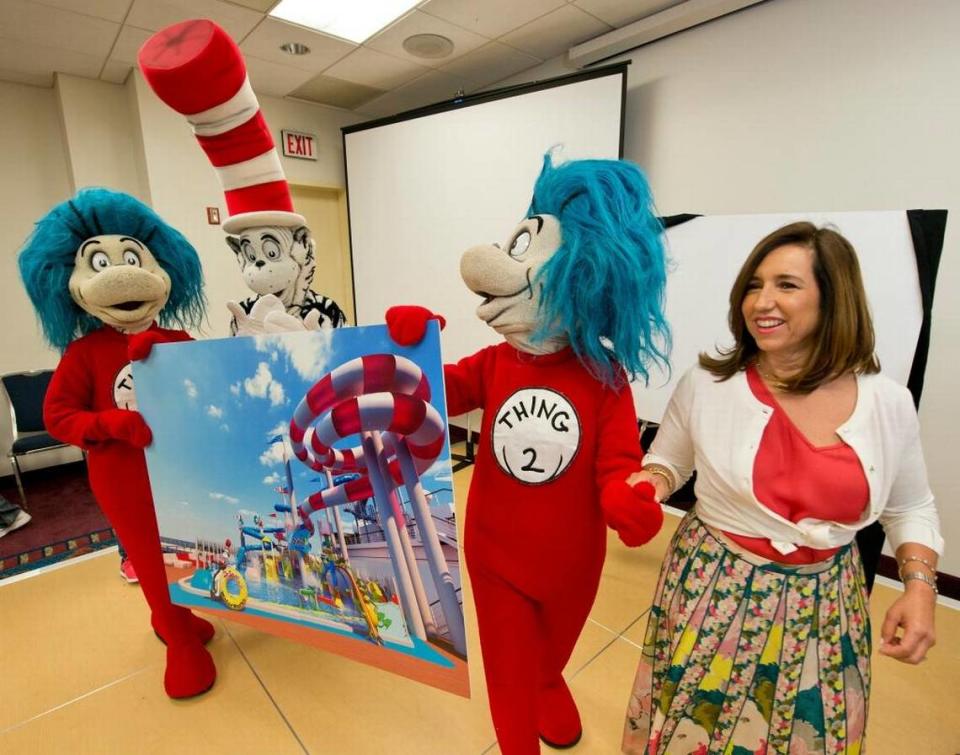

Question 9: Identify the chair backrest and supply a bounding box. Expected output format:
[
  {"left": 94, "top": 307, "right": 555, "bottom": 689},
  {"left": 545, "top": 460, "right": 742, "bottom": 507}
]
[{"left": 1, "top": 370, "right": 55, "bottom": 435}]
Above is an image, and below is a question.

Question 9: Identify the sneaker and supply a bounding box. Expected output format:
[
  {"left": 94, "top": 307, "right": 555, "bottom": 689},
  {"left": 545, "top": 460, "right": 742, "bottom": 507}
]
[
  {"left": 0, "top": 510, "right": 31, "bottom": 538},
  {"left": 119, "top": 558, "right": 139, "bottom": 584}
]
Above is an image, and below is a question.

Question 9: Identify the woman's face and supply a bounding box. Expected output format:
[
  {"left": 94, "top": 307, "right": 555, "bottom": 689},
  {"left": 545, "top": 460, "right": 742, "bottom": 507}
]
[{"left": 741, "top": 243, "right": 821, "bottom": 363}]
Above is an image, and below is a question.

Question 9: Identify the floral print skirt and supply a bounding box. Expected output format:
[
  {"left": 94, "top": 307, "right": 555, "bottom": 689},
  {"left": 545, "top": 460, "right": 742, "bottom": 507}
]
[{"left": 622, "top": 512, "right": 870, "bottom": 755}]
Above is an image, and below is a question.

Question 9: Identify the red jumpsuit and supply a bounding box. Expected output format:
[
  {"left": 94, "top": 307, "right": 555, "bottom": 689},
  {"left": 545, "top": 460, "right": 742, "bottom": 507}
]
[
  {"left": 446, "top": 343, "right": 643, "bottom": 754},
  {"left": 44, "top": 324, "right": 215, "bottom": 698}
]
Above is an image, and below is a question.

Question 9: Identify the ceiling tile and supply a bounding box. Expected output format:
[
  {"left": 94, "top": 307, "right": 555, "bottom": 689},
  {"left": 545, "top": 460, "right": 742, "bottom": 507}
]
[
  {"left": 1, "top": 0, "right": 119, "bottom": 57},
  {"left": 99, "top": 58, "right": 133, "bottom": 83},
  {"left": 289, "top": 74, "right": 384, "bottom": 109},
  {"left": 354, "top": 67, "right": 473, "bottom": 118},
  {"left": 0, "top": 36, "right": 104, "bottom": 83},
  {"left": 108, "top": 24, "right": 152, "bottom": 64},
  {"left": 394, "top": 67, "right": 474, "bottom": 103},
  {"left": 244, "top": 54, "right": 318, "bottom": 98},
  {"left": 228, "top": 0, "right": 276, "bottom": 11},
  {"left": 572, "top": 0, "right": 687, "bottom": 28},
  {"left": 240, "top": 17, "right": 356, "bottom": 73},
  {"left": 324, "top": 46, "right": 429, "bottom": 91},
  {"left": 0, "top": 67, "right": 54, "bottom": 88},
  {"left": 27, "top": 0, "right": 133, "bottom": 24},
  {"left": 366, "top": 9, "right": 488, "bottom": 69},
  {"left": 125, "top": 0, "right": 263, "bottom": 39},
  {"left": 501, "top": 4, "right": 612, "bottom": 61},
  {"left": 419, "top": 0, "right": 565, "bottom": 39},
  {"left": 439, "top": 41, "right": 541, "bottom": 90}
]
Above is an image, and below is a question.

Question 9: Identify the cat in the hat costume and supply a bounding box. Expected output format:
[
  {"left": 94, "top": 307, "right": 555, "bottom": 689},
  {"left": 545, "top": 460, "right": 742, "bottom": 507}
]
[
  {"left": 387, "top": 155, "right": 670, "bottom": 754},
  {"left": 18, "top": 188, "right": 217, "bottom": 699},
  {"left": 137, "top": 19, "right": 347, "bottom": 336}
]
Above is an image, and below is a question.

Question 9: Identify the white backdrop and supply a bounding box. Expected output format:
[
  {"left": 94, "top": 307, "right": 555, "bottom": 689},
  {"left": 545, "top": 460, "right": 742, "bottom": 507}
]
[
  {"left": 344, "top": 70, "right": 624, "bottom": 364},
  {"left": 636, "top": 211, "right": 923, "bottom": 422}
]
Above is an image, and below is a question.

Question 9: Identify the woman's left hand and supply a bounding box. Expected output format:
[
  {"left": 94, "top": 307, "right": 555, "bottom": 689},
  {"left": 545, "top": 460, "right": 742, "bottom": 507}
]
[{"left": 878, "top": 584, "right": 937, "bottom": 664}]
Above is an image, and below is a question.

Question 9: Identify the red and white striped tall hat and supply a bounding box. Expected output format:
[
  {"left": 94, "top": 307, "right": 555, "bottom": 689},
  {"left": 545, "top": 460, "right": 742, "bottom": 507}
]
[{"left": 138, "top": 19, "right": 304, "bottom": 233}]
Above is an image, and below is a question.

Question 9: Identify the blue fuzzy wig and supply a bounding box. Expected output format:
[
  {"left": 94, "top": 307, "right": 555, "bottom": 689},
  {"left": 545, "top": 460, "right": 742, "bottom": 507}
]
[
  {"left": 18, "top": 188, "right": 206, "bottom": 352},
  {"left": 528, "top": 153, "right": 671, "bottom": 387}
]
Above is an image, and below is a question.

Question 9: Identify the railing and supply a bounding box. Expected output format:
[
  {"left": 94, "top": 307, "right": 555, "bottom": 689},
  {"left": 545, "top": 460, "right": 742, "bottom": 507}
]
[
  {"left": 427, "top": 587, "right": 463, "bottom": 646},
  {"left": 347, "top": 514, "right": 458, "bottom": 546}
]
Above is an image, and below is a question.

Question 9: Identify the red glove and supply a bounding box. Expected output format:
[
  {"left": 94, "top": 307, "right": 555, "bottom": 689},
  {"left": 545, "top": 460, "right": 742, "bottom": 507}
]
[
  {"left": 600, "top": 480, "right": 664, "bottom": 547},
  {"left": 93, "top": 409, "right": 153, "bottom": 448},
  {"left": 128, "top": 329, "right": 192, "bottom": 361},
  {"left": 385, "top": 306, "right": 446, "bottom": 346}
]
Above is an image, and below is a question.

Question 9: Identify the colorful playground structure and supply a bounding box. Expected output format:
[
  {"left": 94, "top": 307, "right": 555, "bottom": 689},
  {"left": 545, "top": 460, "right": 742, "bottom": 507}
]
[{"left": 181, "top": 352, "right": 466, "bottom": 656}]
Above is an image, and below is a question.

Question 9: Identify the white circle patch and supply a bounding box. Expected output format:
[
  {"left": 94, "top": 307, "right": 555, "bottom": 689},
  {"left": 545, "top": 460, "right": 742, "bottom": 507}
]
[
  {"left": 491, "top": 388, "right": 581, "bottom": 485},
  {"left": 113, "top": 363, "right": 138, "bottom": 411}
]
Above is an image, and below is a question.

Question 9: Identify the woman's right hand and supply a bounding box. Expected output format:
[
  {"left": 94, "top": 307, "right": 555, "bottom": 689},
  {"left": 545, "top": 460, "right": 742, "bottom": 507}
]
[{"left": 627, "top": 470, "right": 670, "bottom": 502}]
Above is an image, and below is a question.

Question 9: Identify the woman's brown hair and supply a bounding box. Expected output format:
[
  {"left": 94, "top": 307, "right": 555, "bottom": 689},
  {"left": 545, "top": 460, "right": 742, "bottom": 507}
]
[{"left": 699, "top": 221, "right": 880, "bottom": 392}]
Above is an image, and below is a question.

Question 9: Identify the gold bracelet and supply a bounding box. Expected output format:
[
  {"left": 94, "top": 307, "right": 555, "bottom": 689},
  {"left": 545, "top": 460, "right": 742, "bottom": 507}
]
[
  {"left": 642, "top": 463, "right": 676, "bottom": 496},
  {"left": 901, "top": 570, "right": 938, "bottom": 594},
  {"left": 898, "top": 555, "right": 936, "bottom": 575}
]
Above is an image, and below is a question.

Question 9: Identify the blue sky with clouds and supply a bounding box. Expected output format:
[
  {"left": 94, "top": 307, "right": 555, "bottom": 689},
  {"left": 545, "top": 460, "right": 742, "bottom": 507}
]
[{"left": 133, "top": 323, "right": 453, "bottom": 545}]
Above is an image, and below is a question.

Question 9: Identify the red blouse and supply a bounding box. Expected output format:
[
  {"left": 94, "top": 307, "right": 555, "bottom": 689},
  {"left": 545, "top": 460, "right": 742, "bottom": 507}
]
[{"left": 723, "top": 365, "right": 869, "bottom": 564}]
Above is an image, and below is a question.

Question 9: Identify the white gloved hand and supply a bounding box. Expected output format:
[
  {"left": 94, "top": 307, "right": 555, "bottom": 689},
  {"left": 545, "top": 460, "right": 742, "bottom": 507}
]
[
  {"left": 228, "top": 295, "right": 288, "bottom": 336},
  {"left": 263, "top": 308, "right": 310, "bottom": 333}
]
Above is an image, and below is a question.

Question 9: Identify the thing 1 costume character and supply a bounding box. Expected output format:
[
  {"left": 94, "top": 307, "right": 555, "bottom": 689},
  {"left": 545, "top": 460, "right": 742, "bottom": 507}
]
[
  {"left": 18, "top": 188, "right": 216, "bottom": 699},
  {"left": 387, "top": 154, "right": 671, "bottom": 754}
]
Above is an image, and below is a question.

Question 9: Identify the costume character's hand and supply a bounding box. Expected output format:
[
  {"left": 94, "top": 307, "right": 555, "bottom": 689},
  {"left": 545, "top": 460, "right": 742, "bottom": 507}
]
[
  {"left": 300, "top": 309, "right": 323, "bottom": 331},
  {"left": 128, "top": 330, "right": 167, "bottom": 361},
  {"left": 94, "top": 409, "right": 153, "bottom": 448},
  {"left": 600, "top": 480, "right": 663, "bottom": 547},
  {"left": 228, "top": 295, "right": 287, "bottom": 336},
  {"left": 385, "top": 306, "right": 446, "bottom": 346}
]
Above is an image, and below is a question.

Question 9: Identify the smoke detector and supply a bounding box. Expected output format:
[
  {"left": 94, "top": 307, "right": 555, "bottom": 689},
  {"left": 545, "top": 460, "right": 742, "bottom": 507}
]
[{"left": 402, "top": 33, "right": 454, "bottom": 59}]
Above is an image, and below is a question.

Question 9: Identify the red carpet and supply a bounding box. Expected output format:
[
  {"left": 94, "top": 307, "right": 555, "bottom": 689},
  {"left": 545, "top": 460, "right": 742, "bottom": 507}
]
[{"left": 0, "top": 461, "right": 116, "bottom": 579}]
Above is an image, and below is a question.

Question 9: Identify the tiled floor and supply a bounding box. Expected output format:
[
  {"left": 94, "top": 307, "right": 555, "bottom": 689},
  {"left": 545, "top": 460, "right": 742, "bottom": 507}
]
[{"left": 2, "top": 462, "right": 958, "bottom": 754}]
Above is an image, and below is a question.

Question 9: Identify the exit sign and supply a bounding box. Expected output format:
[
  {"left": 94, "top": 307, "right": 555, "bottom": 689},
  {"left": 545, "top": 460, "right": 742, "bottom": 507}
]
[{"left": 281, "top": 129, "right": 317, "bottom": 160}]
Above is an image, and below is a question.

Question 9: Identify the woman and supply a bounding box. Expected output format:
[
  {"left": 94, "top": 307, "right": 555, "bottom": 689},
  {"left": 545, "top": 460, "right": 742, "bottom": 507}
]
[{"left": 622, "top": 222, "right": 942, "bottom": 754}]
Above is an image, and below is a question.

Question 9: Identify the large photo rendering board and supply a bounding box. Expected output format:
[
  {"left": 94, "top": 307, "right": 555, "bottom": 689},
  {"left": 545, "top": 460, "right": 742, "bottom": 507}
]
[
  {"left": 634, "top": 210, "right": 935, "bottom": 423},
  {"left": 133, "top": 323, "right": 470, "bottom": 697}
]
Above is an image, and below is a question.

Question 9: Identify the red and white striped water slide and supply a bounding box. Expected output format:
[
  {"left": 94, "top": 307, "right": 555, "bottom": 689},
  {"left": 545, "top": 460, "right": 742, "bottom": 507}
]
[{"left": 289, "top": 354, "right": 466, "bottom": 655}]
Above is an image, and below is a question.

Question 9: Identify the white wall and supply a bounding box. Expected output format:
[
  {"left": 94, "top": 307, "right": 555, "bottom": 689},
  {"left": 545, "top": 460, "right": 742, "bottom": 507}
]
[
  {"left": 495, "top": 0, "right": 960, "bottom": 575},
  {"left": 55, "top": 74, "right": 146, "bottom": 199},
  {"left": 0, "top": 81, "right": 79, "bottom": 471}
]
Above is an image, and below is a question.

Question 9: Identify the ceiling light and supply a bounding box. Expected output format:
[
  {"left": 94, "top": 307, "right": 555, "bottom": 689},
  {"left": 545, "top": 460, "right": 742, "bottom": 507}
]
[
  {"left": 402, "top": 33, "right": 454, "bottom": 59},
  {"left": 280, "top": 42, "right": 310, "bottom": 55},
  {"left": 269, "top": 0, "right": 420, "bottom": 44}
]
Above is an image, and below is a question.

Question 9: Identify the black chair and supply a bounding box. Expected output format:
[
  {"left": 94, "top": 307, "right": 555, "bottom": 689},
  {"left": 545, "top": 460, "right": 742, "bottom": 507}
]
[{"left": 1, "top": 370, "right": 72, "bottom": 509}]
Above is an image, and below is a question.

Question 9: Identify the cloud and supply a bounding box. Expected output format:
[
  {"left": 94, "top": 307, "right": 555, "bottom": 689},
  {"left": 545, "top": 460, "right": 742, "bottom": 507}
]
[
  {"left": 207, "top": 405, "right": 223, "bottom": 419},
  {"left": 259, "top": 442, "right": 287, "bottom": 467},
  {"left": 177, "top": 500, "right": 190, "bottom": 507},
  {"left": 209, "top": 492, "right": 239, "bottom": 505},
  {"left": 244, "top": 362, "right": 285, "bottom": 406},
  {"left": 263, "top": 472, "right": 281, "bottom": 485},
  {"left": 221, "top": 424, "right": 230, "bottom": 432},
  {"left": 229, "top": 382, "right": 241, "bottom": 396},
  {"left": 184, "top": 379, "right": 198, "bottom": 399},
  {"left": 259, "top": 330, "right": 335, "bottom": 382}
]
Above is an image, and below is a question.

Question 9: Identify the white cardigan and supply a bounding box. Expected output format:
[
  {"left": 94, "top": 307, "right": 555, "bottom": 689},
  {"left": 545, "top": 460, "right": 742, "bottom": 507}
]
[{"left": 645, "top": 365, "right": 944, "bottom": 556}]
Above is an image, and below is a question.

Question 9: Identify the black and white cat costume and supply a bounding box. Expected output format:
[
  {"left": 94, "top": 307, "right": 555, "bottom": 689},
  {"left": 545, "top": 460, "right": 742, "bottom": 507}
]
[{"left": 225, "top": 224, "right": 347, "bottom": 335}]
